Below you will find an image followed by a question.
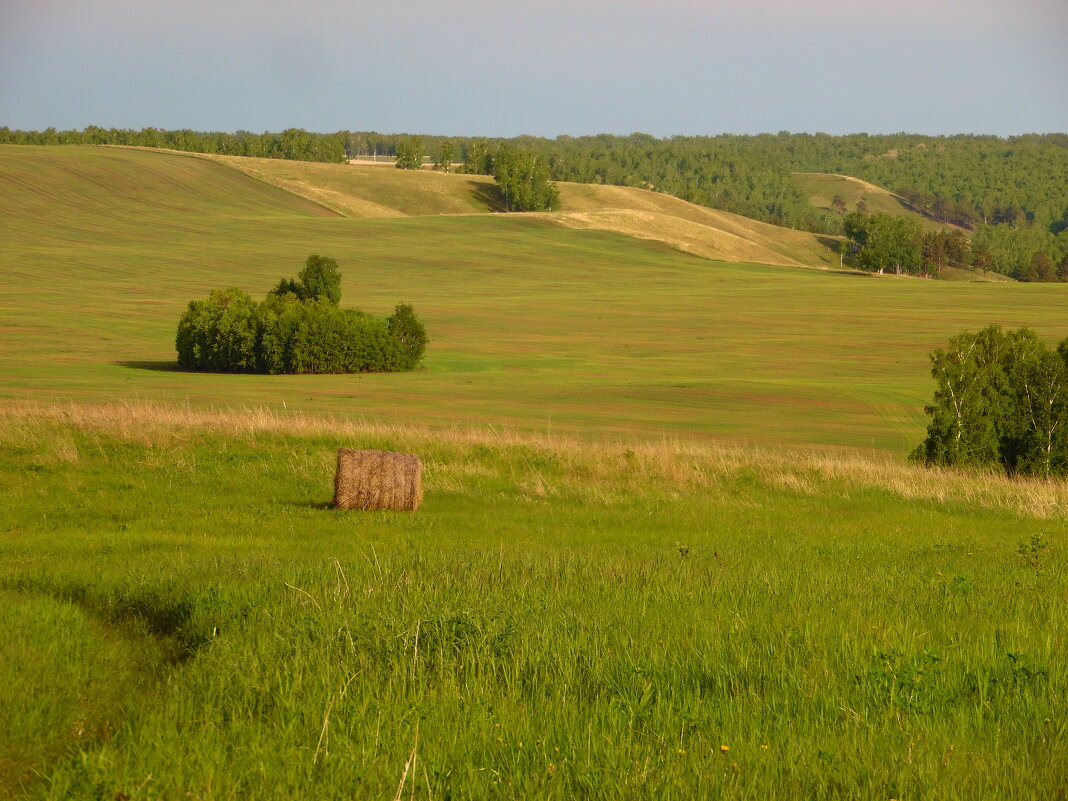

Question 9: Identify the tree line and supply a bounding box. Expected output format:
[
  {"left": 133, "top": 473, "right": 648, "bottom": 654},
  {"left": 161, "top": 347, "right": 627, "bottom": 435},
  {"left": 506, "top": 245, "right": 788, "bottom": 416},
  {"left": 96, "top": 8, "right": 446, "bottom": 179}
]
[{"left": 0, "top": 125, "right": 350, "bottom": 163}]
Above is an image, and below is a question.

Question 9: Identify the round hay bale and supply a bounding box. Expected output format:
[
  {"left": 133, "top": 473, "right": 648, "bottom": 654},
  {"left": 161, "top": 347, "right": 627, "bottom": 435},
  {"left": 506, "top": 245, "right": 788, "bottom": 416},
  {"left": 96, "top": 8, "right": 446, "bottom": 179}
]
[{"left": 333, "top": 448, "right": 422, "bottom": 511}]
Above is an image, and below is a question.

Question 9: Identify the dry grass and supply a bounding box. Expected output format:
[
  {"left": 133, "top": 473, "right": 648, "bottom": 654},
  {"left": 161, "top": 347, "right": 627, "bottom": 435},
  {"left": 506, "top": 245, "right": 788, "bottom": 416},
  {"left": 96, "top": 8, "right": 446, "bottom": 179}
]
[{"left": 4, "top": 400, "right": 1065, "bottom": 520}]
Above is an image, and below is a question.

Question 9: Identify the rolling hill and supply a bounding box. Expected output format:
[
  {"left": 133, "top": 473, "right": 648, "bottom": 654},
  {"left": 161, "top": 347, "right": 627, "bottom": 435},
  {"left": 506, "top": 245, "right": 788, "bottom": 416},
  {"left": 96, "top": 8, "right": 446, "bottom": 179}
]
[{"left": 202, "top": 152, "right": 842, "bottom": 269}]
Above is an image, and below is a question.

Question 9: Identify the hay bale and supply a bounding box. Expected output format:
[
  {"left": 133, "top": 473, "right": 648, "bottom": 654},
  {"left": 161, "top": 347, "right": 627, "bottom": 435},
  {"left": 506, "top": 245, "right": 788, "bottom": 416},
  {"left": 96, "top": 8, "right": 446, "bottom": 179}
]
[{"left": 333, "top": 448, "right": 422, "bottom": 511}]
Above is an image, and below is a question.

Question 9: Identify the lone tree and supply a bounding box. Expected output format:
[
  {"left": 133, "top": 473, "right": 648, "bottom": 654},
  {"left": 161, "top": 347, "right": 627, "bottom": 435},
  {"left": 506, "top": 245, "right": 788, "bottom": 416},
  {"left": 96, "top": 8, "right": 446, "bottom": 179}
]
[
  {"left": 912, "top": 325, "right": 1068, "bottom": 476},
  {"left": 394, "top": 136, "right": 424, "bottom": 170}
]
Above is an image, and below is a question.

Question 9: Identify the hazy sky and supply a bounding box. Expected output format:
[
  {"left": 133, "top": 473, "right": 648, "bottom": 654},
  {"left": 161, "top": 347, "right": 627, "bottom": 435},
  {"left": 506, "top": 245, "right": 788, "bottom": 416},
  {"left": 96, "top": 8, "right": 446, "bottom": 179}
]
[{"left": 1, "top": 0, "right": 1065, "bottom": 137}]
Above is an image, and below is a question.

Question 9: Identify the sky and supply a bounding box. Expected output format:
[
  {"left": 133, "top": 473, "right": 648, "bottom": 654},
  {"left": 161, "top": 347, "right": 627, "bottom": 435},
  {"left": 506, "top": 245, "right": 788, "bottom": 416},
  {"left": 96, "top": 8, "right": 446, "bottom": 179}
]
[{"left": 1, "top": 0, "right": 1065, "bottom": 138}]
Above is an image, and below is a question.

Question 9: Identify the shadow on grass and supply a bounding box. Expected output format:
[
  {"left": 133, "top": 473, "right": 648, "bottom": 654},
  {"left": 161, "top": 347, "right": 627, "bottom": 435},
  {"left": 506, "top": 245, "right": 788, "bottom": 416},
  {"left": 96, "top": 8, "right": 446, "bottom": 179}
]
[
  {"left": 116, "top": 360, "right": 183, "bottom": 372},
  {"left": 468, "top": 181, "right": 507, "bottom": 212},
  {"left": 815, "top": 235, "right": 843, "bottom": 253}
]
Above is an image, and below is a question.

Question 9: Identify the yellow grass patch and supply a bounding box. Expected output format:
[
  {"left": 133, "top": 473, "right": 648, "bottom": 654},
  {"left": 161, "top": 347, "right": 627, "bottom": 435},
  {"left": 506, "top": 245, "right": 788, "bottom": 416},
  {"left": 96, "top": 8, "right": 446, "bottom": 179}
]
[{"left": 4, "top": 400, "right": 1065, "bottom": 520}]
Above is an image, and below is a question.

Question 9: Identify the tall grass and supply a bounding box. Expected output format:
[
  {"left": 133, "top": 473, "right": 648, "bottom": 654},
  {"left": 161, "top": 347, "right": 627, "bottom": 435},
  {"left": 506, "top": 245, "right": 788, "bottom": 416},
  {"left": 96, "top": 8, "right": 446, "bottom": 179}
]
[{"left": 1, "top": 403, "right": 1064, "bottom": 799}]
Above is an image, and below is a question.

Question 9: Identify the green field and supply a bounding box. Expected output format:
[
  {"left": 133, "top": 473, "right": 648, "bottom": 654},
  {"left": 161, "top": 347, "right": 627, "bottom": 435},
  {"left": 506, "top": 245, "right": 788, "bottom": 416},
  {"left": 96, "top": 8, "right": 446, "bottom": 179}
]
[
  {"left": 2, "top": 145, "right": 1066, "bottom": 799},
  {"left": 3, "top": 145, "right": 1065, "bottom": 453}
]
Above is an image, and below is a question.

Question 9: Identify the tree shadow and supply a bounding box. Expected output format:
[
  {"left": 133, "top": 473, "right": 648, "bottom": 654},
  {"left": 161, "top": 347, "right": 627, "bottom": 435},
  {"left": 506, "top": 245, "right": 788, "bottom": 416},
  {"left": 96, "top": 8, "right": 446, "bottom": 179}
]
[
  {"left": 468, "top": 181, "right": 507, "bottom": 212},
  {"left": 815, "top": 235, "right": 843, "bottom": 254},
  {"left": 115, "top": 360, "right": 183, "bottom": 372}
]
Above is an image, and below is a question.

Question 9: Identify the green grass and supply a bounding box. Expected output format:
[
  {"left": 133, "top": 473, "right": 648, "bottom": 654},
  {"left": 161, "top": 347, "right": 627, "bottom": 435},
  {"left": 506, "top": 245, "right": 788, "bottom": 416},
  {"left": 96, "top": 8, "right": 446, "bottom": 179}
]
[
  {"left": 0, "top": 407, "right": 1064, "bottom": 799},
  {"left": 3, "top": 145, "right": 1067, "bottom": 798},
  {"left": 3, "top": 145, "right": 1067, "bottom": 455}
]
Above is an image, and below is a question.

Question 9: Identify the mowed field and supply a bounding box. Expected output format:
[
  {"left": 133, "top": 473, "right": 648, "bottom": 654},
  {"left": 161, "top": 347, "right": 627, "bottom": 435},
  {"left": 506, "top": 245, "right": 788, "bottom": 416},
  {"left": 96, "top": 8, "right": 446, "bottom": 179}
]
[
  {"left": 3, "top": 145, "right": 1066, "bottom": 453},
  {"left": 1, "top": 145, "right": 1066, "bottom": 799}
]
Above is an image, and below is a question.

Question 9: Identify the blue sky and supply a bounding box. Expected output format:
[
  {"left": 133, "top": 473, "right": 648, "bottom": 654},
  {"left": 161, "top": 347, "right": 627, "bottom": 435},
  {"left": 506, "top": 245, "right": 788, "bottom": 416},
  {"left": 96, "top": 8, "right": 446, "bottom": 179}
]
[{"left": 1, "top": 0, "right": 1065, "bottom": 137}]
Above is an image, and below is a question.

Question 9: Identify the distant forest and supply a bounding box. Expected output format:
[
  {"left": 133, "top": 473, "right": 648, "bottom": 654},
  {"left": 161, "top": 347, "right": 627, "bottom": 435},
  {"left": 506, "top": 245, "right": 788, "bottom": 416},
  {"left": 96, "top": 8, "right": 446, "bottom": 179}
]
[{"left": 3, "top": 126, "right": 1065, "bottom": 278}]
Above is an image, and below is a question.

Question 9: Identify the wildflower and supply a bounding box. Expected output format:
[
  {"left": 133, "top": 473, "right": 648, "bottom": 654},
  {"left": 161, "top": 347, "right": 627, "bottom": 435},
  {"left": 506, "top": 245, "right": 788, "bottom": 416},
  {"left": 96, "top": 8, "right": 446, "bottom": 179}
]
[
  {"left": 678, "top": 748, "right": 686, "bottom": 755},
  {"left": 496, "top": 737, "right": 503, "bottom": 743},
  {"left": 760, "top": 744, "right": 769, "bottom": 750},
  {"left": 720, "top": 745, "right": 730, "bottom": 753}
]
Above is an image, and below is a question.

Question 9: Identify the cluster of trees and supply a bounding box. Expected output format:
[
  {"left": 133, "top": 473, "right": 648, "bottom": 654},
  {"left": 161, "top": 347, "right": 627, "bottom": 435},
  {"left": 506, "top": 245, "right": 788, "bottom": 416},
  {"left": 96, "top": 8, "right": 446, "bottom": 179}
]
[
  {"left": 390, "top": 137, "right": 558, "bottom": 211},
  {"left": 843, "top": 213, "right": 972, "bottom": 277},
  {"left": 913, "top": 326, "right": 1068, "bottom": 477},
  {"left": 176, "top": 256, "right": 427, "bottom": 374},
  {"left": 491, "top": 147, "right": 559, "bottom": 212}
]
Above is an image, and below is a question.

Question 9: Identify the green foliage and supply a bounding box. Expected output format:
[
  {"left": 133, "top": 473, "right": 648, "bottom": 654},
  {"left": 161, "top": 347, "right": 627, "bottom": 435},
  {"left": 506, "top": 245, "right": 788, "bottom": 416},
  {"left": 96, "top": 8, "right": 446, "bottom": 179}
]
[
  {"left": 394, "top": 136, "right": 424, "bottom": 170},
  {"left": 433, "top": 140, "right": 455, "bottom": 172},
  {"left": 269, "top": 255, "right": 341, "bottom": 305},
  {"left": 843, "top": 212, "right": 923, "bottom": 274},
  {"left": 177, "top": 257, "right": 425, "bottom": 374},
  {"left": 175, "top": 287, "right": 259, "bottom": 372},
  {"left": 298, "top": 254, "right": 342, "bottom": 305},
  {"left": 386, "top": 303, "right": 428, "bottom": 370},
  {"left": 493, "top": 147, "right": 559, "bottom": 212},
  {"left": 459, "top": 138, "right": 496, "bottom": 175},
  {"left": 913, "top": 325, "right": 1068, "bottom": 476}
]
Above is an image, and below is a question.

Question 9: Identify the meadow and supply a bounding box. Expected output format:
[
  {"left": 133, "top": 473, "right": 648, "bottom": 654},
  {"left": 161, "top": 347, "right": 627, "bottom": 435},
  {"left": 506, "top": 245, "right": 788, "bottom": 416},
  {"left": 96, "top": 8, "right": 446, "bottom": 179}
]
[
  {"left": 2, "top": 146, "right": 1066, "bottom": 453},
  {"left": 2, "top": 404, "right": 1065, "bottom": 800},
  {"left": 1, "top": 145, "right": 1065, "bottom": 798}
]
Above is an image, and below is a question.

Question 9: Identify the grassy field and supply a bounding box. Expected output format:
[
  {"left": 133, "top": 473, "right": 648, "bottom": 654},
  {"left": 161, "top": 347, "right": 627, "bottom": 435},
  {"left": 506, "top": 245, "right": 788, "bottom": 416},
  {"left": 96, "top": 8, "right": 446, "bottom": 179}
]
[
  {"left": 2, "top": 144, "right": 1066, "bottom": 799},
  {"left": 1, "top": 404, "right": 1065, "bottom": 800},
  {"left": 3, "top": 145, "right": 1065, "bottom": 454}
]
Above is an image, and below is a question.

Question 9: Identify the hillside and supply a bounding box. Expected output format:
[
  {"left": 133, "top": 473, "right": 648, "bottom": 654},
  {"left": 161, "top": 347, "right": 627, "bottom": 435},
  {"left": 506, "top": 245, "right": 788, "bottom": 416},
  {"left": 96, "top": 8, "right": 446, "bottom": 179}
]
[
  {"left": 793, "top": 172, "right": 949, "bottom": 232},
  {"left": 203, "top": 153, "right": 841, "bottom": 269},
  {"left": 3, "top": 144, "right": 1067, "bottom": 454}
]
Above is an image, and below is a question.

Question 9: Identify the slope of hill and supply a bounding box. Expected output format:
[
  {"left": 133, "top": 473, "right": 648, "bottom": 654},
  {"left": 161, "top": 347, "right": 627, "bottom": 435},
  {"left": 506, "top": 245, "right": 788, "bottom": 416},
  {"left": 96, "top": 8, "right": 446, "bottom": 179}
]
[
  {"left": 0, "top": 146, "right": 336, "bottom": 239},
  {"left": 793, "top": 172, "right": 949, "bottom": 232},
  {"left": 204, "top": 153, "right": 841, "bottom": 269},
  {"left": 3, "top": 144, "right": 1066, "bottom": 454}
]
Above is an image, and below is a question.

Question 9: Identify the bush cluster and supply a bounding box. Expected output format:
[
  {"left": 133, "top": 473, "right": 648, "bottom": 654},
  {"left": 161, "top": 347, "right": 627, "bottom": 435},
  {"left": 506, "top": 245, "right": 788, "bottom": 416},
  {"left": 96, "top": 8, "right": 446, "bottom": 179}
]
[
  {"left": 912, "top": 325, "right": 1068, "bottom": 476},
  {"left": 175, "top": 256, "right": 427, "bottom": 374}
]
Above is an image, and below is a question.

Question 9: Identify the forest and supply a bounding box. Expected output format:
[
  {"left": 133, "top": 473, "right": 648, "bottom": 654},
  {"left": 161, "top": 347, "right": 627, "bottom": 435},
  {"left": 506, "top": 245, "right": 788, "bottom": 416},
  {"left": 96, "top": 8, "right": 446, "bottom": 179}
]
[{"left": 3, "top": 126, "right": 1065, "bottom": 278}]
